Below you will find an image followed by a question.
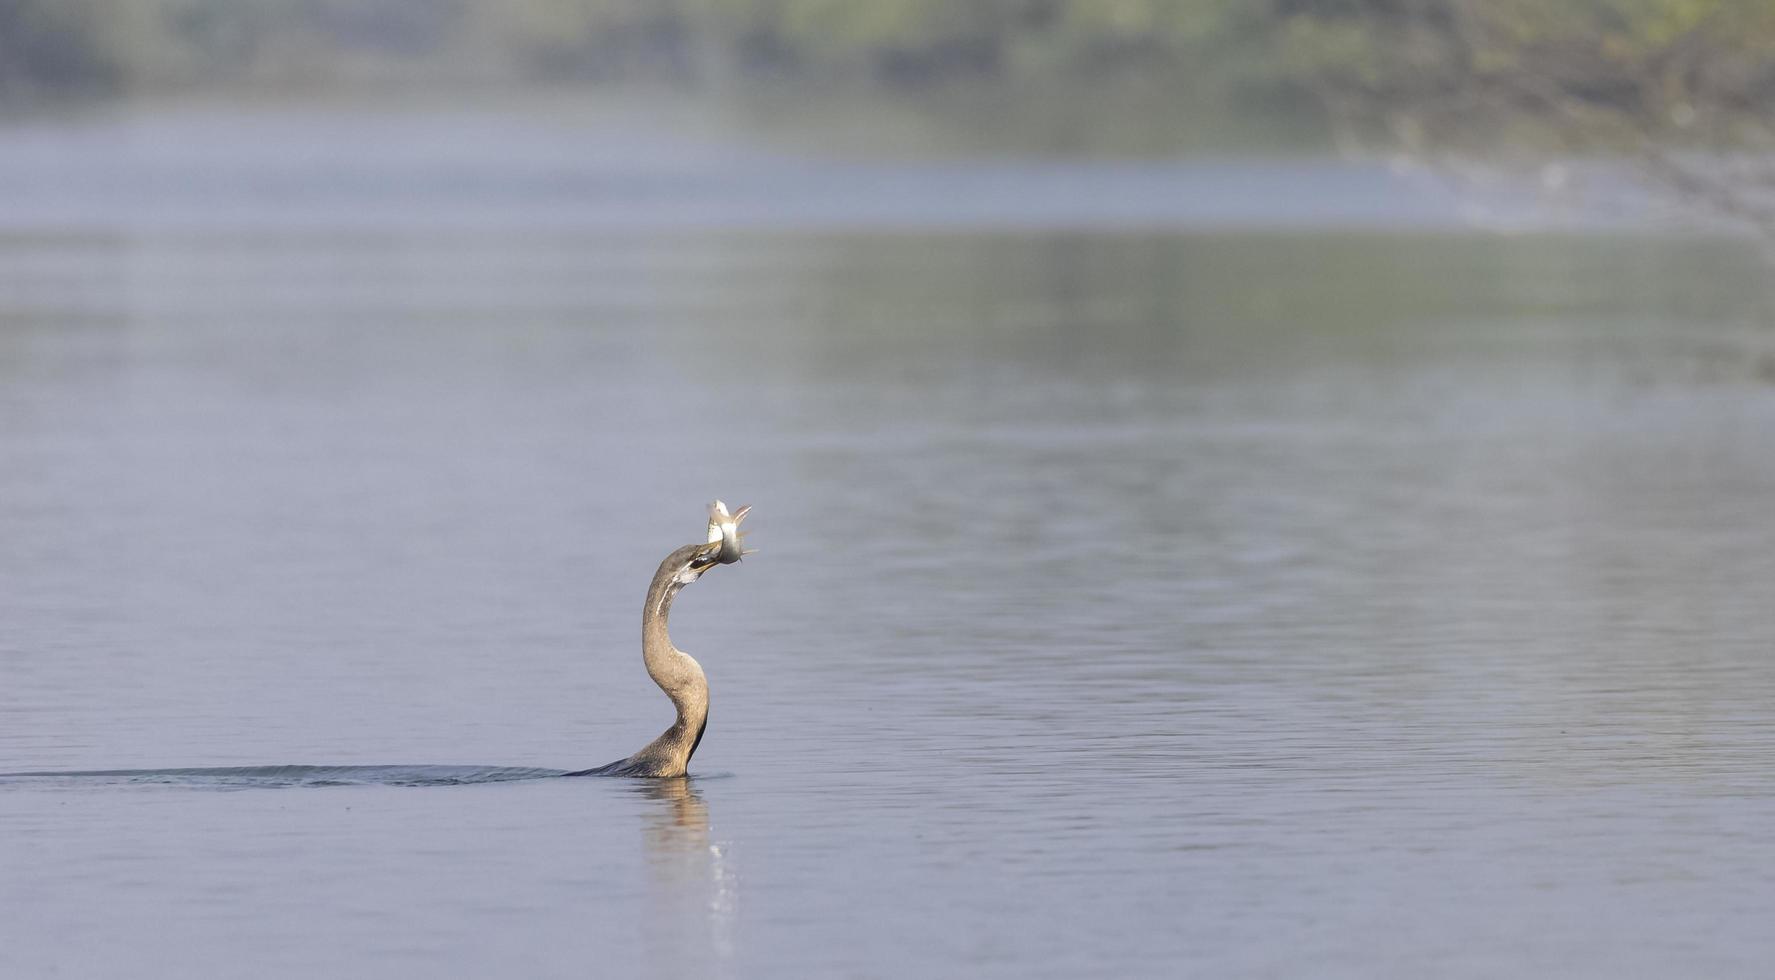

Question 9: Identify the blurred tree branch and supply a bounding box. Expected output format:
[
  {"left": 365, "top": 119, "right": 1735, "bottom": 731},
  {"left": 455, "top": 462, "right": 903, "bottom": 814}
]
[{"left": 1276, "top": 0, "right": 1775, "bottom": 237}]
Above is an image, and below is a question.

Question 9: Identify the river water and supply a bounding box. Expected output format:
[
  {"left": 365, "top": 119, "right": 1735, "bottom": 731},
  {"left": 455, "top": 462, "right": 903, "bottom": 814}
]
[{"left": 2, "top": 105, "right": 1774, "bottom": 979}]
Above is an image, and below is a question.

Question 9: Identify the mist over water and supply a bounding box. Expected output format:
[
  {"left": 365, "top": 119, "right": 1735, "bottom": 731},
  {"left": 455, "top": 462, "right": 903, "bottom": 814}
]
[{"left": 3, "top": 106, "right": 1775, "bottom": 979}]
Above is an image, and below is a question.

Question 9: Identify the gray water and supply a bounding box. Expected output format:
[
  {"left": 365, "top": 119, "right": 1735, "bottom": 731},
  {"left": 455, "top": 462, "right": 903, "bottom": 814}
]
[{"left": 3, "top": 106, "right": 1775, "bottom": 979}]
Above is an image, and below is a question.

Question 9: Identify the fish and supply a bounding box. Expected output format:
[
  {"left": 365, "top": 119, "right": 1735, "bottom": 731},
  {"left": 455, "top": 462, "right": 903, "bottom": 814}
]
[{"left": 707, "top": 499, "right": 753, "bottom": 564}]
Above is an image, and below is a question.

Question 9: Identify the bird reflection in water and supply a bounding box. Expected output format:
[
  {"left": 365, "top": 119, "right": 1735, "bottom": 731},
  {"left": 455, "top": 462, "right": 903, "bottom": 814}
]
[{"left": 635, "top": 779, "right": 737, "bottom": 970}]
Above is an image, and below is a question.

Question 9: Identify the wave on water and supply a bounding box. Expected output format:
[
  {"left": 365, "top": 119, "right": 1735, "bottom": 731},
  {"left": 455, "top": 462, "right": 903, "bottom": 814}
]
[{"left": 0, "top": 765, "right": 573, "bottom": 788}]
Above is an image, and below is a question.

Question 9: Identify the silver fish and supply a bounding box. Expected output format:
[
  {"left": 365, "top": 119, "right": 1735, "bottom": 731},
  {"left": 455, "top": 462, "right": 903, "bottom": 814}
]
[{"left": 706, "top": 499, "right": 753, "bottom": 564}]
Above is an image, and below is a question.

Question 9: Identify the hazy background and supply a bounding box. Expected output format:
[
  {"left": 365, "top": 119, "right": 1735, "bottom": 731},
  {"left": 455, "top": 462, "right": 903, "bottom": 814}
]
[{"left": 3, "top": 3, "right": 1775, "bottom": 979}]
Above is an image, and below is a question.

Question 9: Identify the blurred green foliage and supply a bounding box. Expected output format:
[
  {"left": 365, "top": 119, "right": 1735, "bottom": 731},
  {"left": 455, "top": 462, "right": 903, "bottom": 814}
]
[
  {"left": 0, "top": 0, "right": 1269, "bottom": 94},
  {"left": 1278, "top": 1, "right": 1775, "bottom": 136},
  {"left": 3, "top": 0, "right": 1773, "bottom": 143}
]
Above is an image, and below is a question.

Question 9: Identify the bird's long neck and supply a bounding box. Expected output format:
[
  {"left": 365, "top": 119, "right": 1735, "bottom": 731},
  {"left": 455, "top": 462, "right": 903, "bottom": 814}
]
[{"left": 633, "top": 545, "right": 711, "bottom": 773}]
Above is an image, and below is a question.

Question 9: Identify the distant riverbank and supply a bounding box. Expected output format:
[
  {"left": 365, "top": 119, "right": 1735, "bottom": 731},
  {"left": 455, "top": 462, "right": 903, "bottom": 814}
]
[{"left": 0, "top": 98, "right": 1671, "bottom": 238}]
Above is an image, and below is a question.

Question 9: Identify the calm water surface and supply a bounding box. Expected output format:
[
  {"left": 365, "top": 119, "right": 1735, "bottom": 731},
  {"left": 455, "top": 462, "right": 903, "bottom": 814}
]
[{"left": 2, "top": 107, "right": 1775, "bottom": 979}]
